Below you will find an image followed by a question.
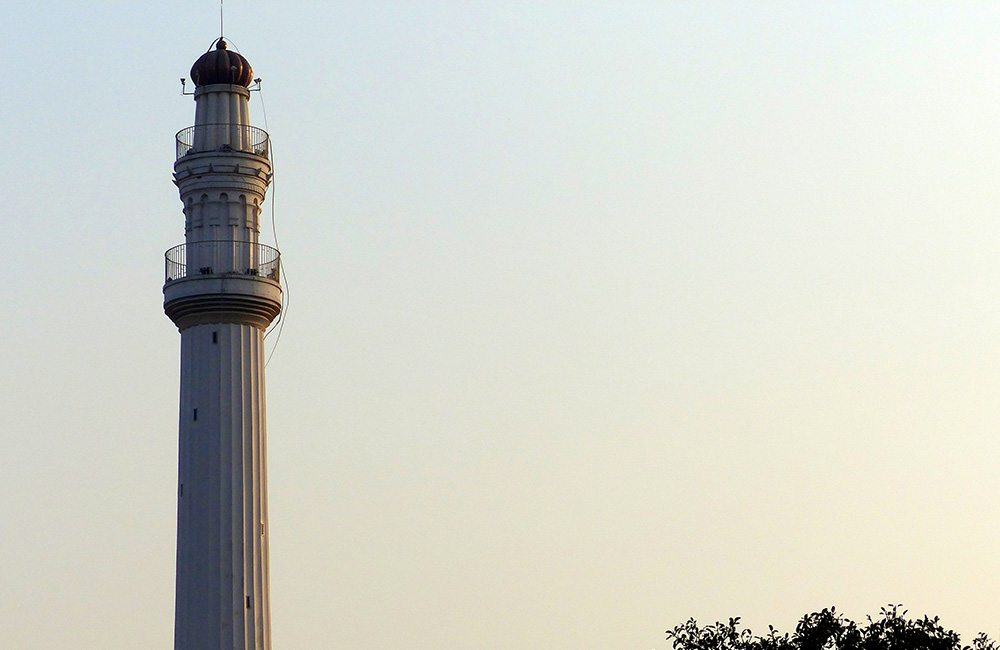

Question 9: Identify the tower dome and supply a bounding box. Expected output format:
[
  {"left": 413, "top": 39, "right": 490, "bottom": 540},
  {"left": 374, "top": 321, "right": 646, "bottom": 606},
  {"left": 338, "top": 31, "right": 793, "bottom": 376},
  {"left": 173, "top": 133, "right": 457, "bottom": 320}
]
[{"left": 190, "top": 39, "right": 254, "bottom": 87}]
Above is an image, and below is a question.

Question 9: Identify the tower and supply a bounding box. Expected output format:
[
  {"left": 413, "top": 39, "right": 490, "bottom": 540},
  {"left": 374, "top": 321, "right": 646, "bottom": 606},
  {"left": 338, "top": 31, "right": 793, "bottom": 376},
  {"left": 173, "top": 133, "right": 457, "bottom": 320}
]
[{"left": 163, "top": 39, "right": 280, "bottom": 650}]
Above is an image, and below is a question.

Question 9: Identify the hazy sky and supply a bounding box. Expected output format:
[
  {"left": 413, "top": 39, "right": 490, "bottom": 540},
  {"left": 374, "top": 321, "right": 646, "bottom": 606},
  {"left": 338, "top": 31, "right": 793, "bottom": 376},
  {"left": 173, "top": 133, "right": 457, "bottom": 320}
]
[{"left": 3, "top": 2, "right": 1000, "bottom": 648}]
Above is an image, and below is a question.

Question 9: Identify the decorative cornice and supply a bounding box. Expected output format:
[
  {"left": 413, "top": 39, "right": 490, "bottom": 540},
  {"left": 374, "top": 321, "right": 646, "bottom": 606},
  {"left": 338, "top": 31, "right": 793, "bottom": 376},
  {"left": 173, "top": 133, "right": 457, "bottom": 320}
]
[
  {"left": 164, "top": 276, "right": 282, "bottom": 331},
  {"left": 173, "top": 154, "right": 272, "bottom": 195},
  {"left": 174, "top": 177, "right": 270, "bottom": 196}
]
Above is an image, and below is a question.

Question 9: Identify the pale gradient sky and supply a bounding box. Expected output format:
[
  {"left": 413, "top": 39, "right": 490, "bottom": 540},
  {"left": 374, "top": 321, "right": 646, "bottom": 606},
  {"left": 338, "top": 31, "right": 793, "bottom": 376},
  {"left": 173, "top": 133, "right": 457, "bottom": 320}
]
[{"left": 3, "top": 2, "right": 1000, "bottom": 649}]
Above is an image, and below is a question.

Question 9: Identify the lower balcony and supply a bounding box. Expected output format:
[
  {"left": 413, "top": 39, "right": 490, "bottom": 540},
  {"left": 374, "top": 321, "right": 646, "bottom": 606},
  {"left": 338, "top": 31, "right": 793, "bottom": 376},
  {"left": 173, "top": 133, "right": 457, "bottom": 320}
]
[{"left": 165, "top": 241, "right": 280, "bottom": 283}]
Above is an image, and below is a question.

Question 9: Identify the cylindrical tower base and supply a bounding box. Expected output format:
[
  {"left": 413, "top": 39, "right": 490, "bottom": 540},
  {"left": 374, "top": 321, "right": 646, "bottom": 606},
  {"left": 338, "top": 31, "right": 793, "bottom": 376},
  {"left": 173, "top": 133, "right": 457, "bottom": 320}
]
[{"left": 174, "top": 322, "right": 272, "bottom": 650}]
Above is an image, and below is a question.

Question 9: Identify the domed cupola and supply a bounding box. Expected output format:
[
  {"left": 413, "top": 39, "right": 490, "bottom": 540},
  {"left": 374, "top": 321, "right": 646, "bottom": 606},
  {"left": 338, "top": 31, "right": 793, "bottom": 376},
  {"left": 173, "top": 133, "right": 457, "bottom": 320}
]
[{"left": 190, "top": 39, "right": 254, "bottom": 87}]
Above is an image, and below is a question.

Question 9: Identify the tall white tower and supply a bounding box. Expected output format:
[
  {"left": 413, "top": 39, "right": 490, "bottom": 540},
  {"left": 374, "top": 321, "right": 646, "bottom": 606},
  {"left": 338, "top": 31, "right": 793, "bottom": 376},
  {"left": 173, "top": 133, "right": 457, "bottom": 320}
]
[{"left": 163, "top": 39, "right": 280, "bottom": 650}]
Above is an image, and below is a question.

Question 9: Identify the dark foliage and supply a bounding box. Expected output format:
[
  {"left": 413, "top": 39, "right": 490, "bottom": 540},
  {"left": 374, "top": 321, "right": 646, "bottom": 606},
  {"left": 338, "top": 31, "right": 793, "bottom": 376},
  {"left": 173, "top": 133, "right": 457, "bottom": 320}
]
[{"left": 667, "top": 606, "right": 997, "bottom": 650}]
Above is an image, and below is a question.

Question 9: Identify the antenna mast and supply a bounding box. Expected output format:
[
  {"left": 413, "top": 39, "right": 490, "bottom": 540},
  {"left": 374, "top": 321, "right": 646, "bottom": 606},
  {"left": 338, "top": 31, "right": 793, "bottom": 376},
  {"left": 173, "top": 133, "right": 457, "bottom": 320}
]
[{"left": 220, "top": 0, "right": 224, "bottom": 38}]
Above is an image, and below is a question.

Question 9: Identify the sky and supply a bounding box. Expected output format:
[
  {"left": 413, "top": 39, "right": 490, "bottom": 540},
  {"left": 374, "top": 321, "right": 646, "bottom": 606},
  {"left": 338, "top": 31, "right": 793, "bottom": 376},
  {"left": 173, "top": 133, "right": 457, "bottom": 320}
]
[{"left": 3, "top": 2, "right": 1000, "bottom": 648}]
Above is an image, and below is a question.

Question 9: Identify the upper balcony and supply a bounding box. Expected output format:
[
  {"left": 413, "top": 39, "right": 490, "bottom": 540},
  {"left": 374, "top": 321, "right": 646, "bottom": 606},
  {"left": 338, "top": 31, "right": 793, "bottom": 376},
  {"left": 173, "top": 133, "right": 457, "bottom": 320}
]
[{"left": 176, "top": 123, "right": 270, "bottom": 160}]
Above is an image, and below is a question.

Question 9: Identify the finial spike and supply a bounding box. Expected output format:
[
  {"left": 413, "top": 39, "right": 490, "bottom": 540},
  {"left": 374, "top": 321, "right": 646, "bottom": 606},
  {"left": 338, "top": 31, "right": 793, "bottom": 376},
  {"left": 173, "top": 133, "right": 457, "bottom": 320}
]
[{"left": 220, "top": 0, "right": 224, "bottom": 38}]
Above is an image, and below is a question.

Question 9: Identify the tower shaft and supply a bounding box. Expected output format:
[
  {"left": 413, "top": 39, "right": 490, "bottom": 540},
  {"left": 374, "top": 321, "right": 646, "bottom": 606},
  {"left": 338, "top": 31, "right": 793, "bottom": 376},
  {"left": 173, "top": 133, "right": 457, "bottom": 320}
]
[{"left": 174, "top": 323, "right": 271, "bottom": 649}]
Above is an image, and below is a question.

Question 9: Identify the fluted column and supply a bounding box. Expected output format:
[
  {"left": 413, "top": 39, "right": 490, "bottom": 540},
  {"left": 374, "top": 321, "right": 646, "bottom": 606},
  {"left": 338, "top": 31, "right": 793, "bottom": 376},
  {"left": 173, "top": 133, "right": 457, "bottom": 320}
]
[{"left": 174, "top": 322, "right": 271, "bottom": 650}]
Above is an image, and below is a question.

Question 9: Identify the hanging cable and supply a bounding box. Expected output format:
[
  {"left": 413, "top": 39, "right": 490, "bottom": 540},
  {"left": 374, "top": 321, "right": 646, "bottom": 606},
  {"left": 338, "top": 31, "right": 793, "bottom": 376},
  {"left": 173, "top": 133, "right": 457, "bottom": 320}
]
[{"left": 257, "top": 82, "right": 289, "bottom": 368}]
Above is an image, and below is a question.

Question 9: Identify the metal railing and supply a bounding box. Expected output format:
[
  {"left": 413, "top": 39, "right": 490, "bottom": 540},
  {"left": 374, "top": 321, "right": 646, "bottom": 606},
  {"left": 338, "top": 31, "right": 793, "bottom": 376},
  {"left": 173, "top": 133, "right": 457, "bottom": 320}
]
[
  {"left": 165, "top": 241, "right": 280, "bottom": 282},
  {"left": 175, "top": 124, "right": 270, "bottom": 160}
]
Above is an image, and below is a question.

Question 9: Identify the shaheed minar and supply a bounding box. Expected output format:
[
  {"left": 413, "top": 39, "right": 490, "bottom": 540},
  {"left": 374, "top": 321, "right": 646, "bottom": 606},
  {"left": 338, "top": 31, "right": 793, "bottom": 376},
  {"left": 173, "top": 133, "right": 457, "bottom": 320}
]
[{"left": 162, "top": 38, "right": 282, "bottom": 650}]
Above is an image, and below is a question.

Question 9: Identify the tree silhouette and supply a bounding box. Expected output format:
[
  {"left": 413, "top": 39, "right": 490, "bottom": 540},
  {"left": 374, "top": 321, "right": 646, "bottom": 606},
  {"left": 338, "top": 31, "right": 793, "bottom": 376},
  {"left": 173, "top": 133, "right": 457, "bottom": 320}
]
[{"left": 667, "top": 606, "right": 997, "bottom": 650}]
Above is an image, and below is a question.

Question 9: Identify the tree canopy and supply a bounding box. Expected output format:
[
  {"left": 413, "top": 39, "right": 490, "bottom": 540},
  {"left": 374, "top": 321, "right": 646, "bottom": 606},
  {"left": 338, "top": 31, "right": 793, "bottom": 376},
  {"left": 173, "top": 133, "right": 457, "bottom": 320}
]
[{"left": 667, "top": 606, "right": 997, "bottom": 650}]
